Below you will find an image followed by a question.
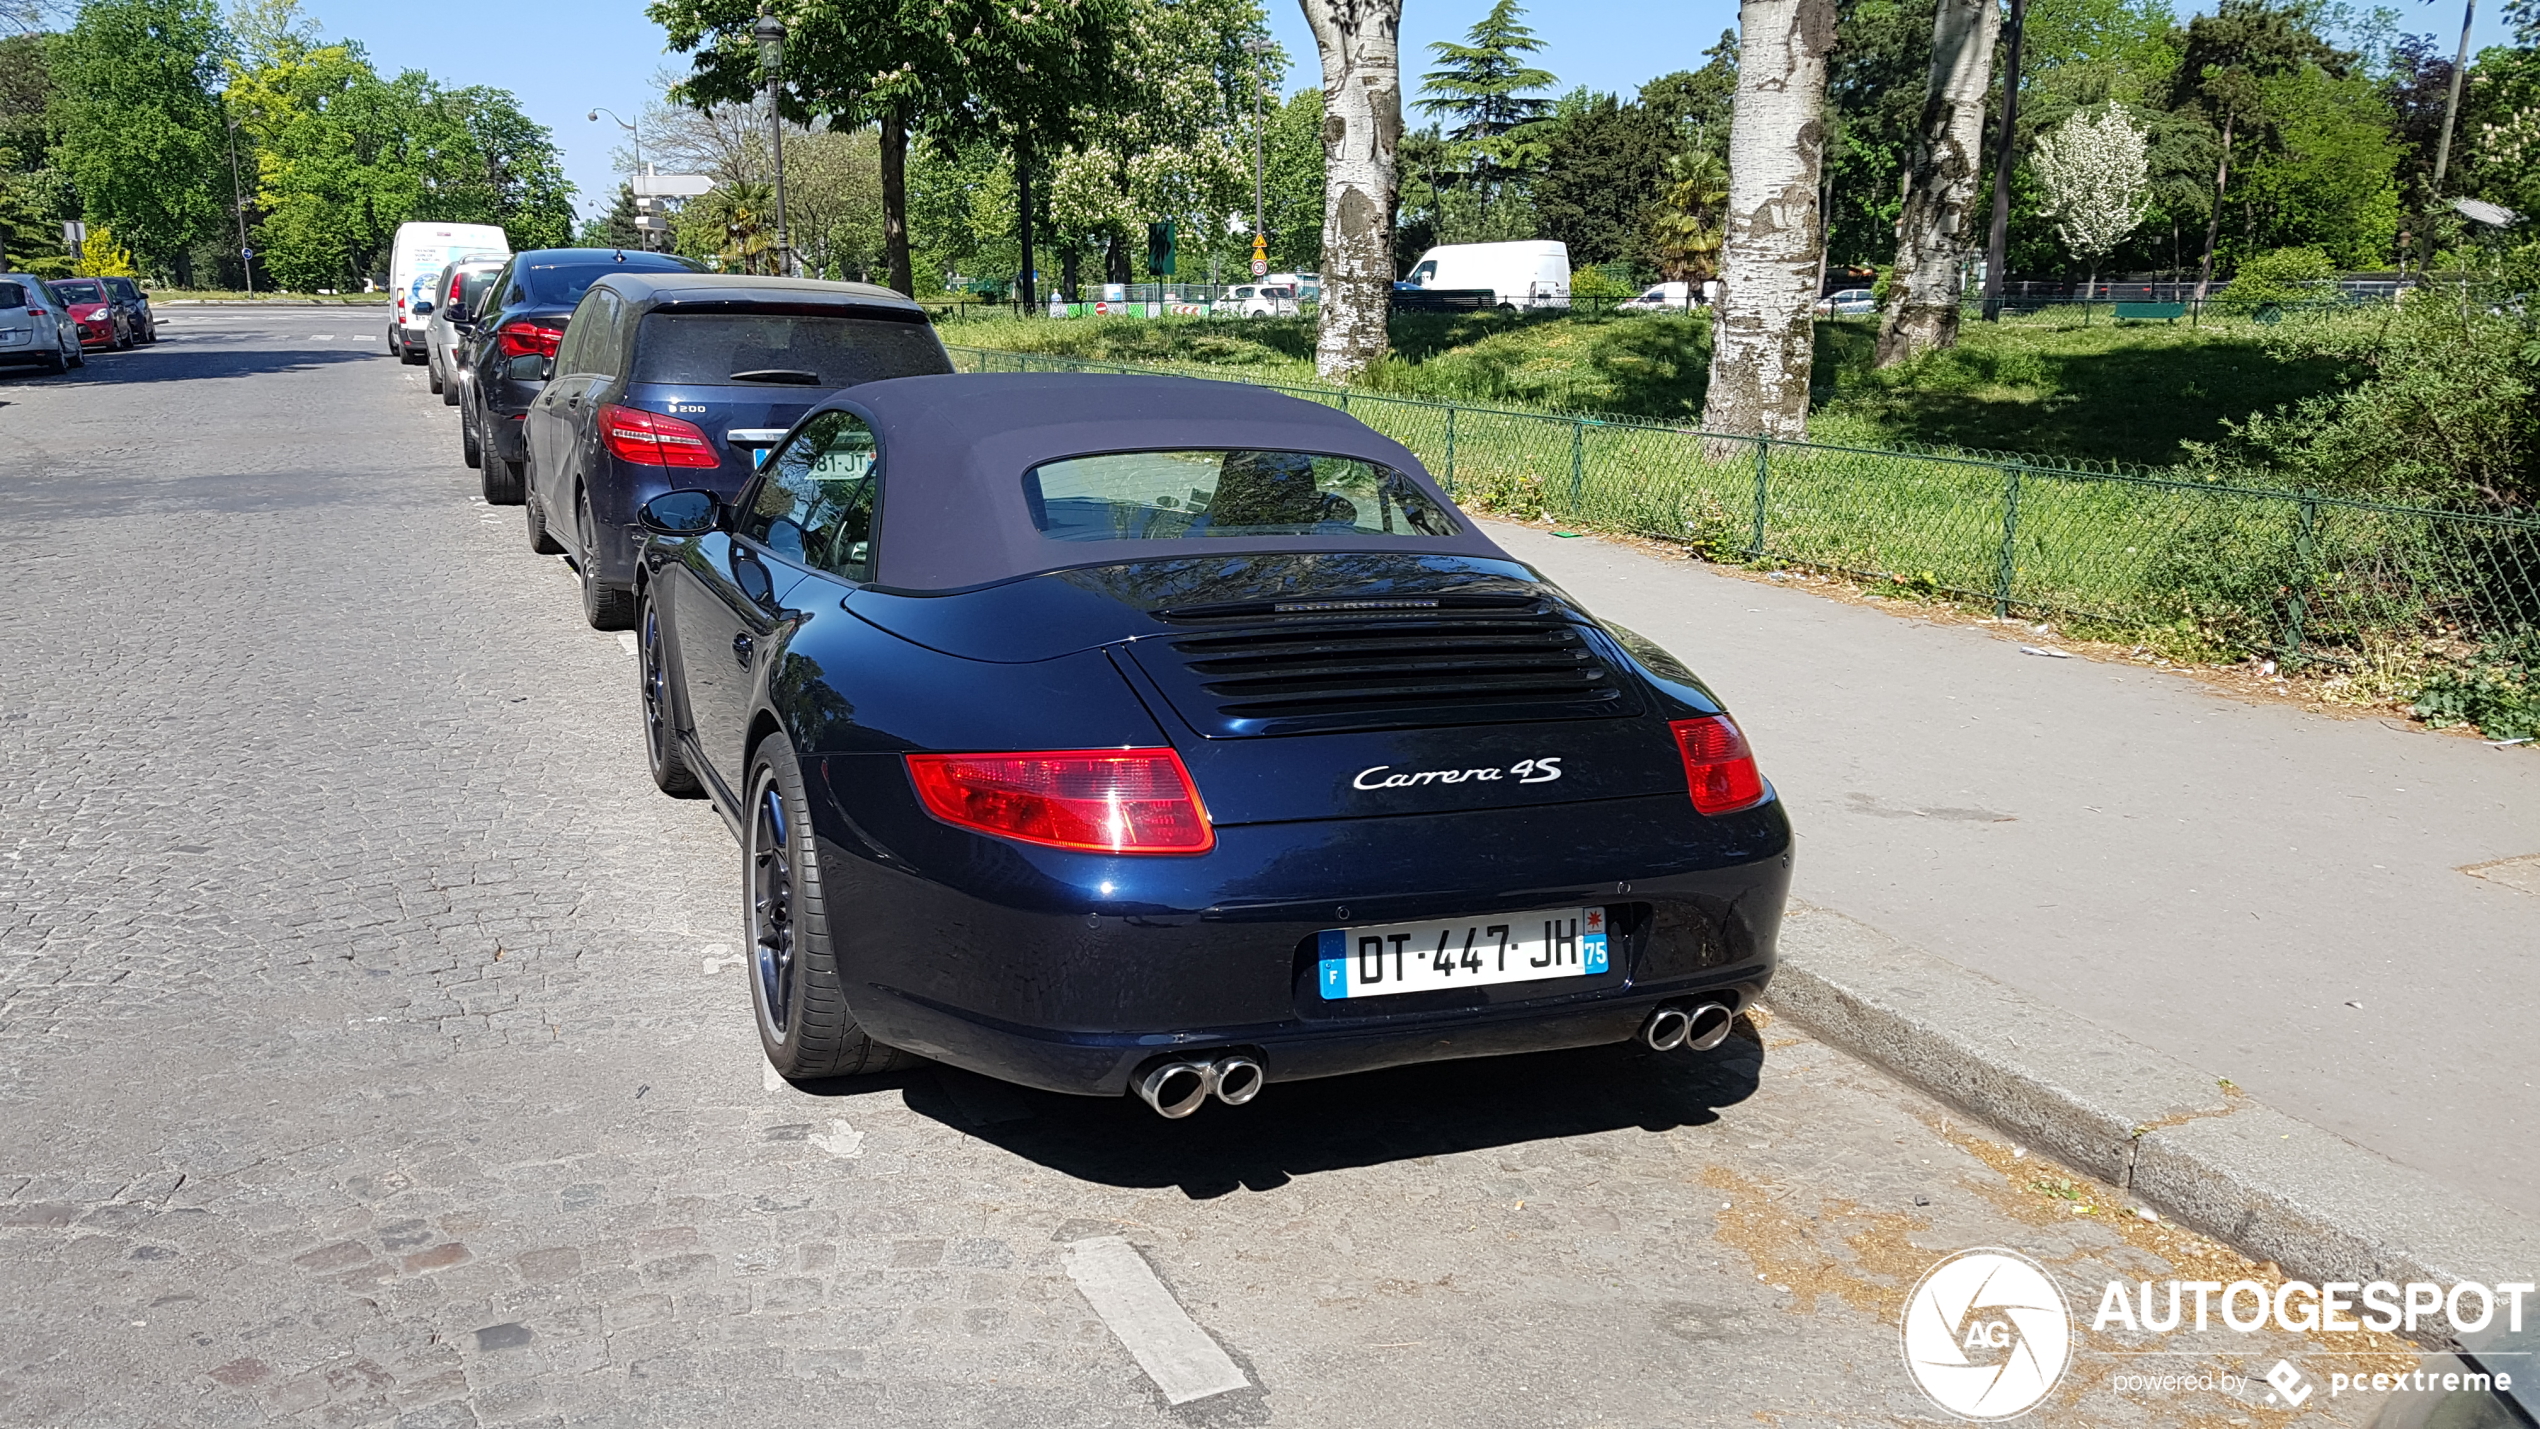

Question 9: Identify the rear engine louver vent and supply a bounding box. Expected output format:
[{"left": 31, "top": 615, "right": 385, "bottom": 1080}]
[{"left": 1132, "top": 602, "right": 1635, "bottom": 736}]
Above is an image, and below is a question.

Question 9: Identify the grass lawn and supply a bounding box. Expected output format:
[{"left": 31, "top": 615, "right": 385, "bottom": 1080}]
[{"left": 937, "top": 305, "right": 2362, "bottom": 470}]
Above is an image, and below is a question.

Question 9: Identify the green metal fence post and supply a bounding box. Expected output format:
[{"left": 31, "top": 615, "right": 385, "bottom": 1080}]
[
  {"left": 1570, "top": 419, "right": 1586, "bottom": 509},
  {"left": 1748, "top": 437, "right": 1771, "bottom": 560},
  {"left": 2284, "top": 497, "right": 2320, "bottom": 665},
  {"left": 1444, "top": 404, "right": 1458, "bottom": 495},
  {"left": 1993, "top": 465, "right": 2024, "bottom": 617}
]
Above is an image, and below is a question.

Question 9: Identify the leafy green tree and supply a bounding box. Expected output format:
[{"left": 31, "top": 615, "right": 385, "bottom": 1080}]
[
  {"left": 53, "top": 0, "right": 228, "bottom": 279},
  {"left": 0, "top": 28, "right": 73, "bottom": 273},
  {"left": 1532, "top": 92, "right": 1671, "bottom": 267},
  {"left": 1261, "top": 85, "right": 1323, "bottom": 271},
  {"left": 2165, "top": 0, "right": 2352, "bottom": 293},
  {"left": 652, "top": 0, "right": 1126, "bottom": 300},
  {"left": 1414, "top": 0, "right": 1556, "bottom": 229},
  {"left": 229, "top": 33, "right": 572, "bottom": 289}
]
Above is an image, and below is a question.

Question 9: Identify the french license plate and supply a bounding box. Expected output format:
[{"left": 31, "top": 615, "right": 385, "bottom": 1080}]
[{"left": 1316, "top": 907, "right": 1607, "bottom": 1000}]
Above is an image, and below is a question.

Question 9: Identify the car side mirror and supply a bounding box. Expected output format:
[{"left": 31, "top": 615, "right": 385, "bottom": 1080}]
[
  {"left": 638, "top": 489, "right": 723, "bottom": 536},
  {"left": 446, "top": 305, "right": 469, "bottom": 326}
]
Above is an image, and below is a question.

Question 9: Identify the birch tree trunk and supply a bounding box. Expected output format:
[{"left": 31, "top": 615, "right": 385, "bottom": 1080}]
[
  {"left": 1299, "top": 0, "right": 1402, "bottom": 383},
  {"left": 1875, "top": 0, "right": 1998, "bottom": 366},
  {"left": 1701, "top": 0, "right": 1838, "bottom": 443}
]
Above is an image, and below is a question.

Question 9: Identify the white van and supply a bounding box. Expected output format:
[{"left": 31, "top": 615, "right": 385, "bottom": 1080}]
[
  {"left": 1399, "top": 241, "right": 1570, "bottom": 310},
  {"left": 386, "top": 222, "right": 509, "bottom": 364}
]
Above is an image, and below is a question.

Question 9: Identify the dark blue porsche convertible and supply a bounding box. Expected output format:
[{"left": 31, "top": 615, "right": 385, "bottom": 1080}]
[{"left": 632, "top": 372, "right": 1792, "bottom": 1116}]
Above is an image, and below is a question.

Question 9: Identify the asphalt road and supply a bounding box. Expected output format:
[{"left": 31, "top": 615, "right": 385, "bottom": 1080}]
[
  {"left": 1491, "top": 521, "right": 2540, "bottom": 1225},
  {"left": 0, "top": 312, "right": 2407, "bottom": 1428}
]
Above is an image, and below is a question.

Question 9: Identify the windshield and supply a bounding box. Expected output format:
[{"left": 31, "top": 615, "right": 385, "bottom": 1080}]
[
  {"left": 520, "top": 260, "right": 691, "bottom": 306},
  {"left": 50, "top": 280, "right": 104, "bottom": 304},
  {"left": 1406, "top": 262, "right": 1437, "bottom": 288},
  {"left": 630, "top": 312, "right": 952, "bottom": 386},
  {"left": 1023, "top": 449, "right": 1460, "bottom": 543}
]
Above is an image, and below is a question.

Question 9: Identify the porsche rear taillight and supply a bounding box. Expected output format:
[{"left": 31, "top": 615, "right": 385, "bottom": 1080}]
[
  {"left": 598, "top": 404, "right": 720, "bottom": 469},
  {"left": 904, "top": 749, "right": 1215, "bottom": 854},
  {"left": 1670, "top": 716, "right": 1766, "bottom": 815},
  {"left": 495, "top": 319, "right": 563, "bottom": 359}
]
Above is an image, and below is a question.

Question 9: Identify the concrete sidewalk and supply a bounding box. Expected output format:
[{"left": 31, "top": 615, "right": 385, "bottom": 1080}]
[{"left": 1488, "top": 521, "right": 2540, "bottom": 1222}]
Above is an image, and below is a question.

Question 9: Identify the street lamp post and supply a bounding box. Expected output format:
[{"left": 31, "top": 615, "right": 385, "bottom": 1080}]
[
  {"left": 225, "top": 108, "right": 254, "bottom": 292},
  {"left": 1245, "top": 38, "right": 1271, "bottom": 258},
  {"left": 589, "top": 106, "right": 647, "bottom": 251},
  {"left": 755, "top": 8, "right": 793, "bottom": 278}
]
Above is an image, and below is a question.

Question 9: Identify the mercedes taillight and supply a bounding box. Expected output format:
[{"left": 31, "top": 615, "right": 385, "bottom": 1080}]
[{"left": 597, "top": 404, "right": 719, "bottom": 469}]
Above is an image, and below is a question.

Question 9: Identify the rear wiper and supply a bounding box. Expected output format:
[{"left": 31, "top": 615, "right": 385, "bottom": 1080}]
[{"left": 729, "top": 368, "right": 821, "bottom": 385}]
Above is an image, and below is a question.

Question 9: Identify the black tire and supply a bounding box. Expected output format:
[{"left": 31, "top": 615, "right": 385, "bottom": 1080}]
[
  {"left": 745, "top": 735, "right": 916, "bottom": 1079},
  {"left": 638, "top": 588, "right": 704, "bottom": 798},
  {"left": 386, "top": 326, "right": 398, "bottom": 357},
  {"left": 461, "top": 393, "right": 483, "bottom": 469},
  {"left": 577, "top": 489, "right": 635, "bottom": 630},
  {"left": 482, "top": 449, "right": 523, "bottom": 504},
  {"left": 39, "top": 341, "right": 65, "bottom": 375},
  {"left": 526, "top": 492, "right": 563, "bottom": 554},
  {"left": 66, "top": 342, "right": 83, "bottom": 370},
  {"left": 427, "top": 352, "right": 445, "bottom": 395}
]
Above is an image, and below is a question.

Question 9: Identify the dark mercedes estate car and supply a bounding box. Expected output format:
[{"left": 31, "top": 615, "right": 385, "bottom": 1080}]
[
  {"left": 522, "top": 273, "right": 949, "bottom": 630},
  {"left": 458, "top": 247, "right": 700, "bottom": 504},
  {"left": 630, "top": 373, "right": 1791, "bottom": 1115}
]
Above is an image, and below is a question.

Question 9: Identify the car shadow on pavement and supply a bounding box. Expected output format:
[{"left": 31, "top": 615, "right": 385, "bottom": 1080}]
[
  {"left": 0, "top": 345, "right": 382, "bottom": 387},
  {"left": 803, "top": 1028, "right": 1765, "bottom": 1198}
]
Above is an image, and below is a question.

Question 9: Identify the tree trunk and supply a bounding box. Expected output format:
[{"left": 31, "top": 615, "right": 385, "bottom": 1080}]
[
  {"left": 1015, "top": 127, "right": 1037, "bottom": 310},
  {"left": 1875, "top": 0, "right": 1999, "bottom": 366},
  {"left": 1299, "top": 0, "right": 1403, "bottom": 383},
  {"left": 881, "top": 111, "right": 913, "bottom": 297},
  {"left": 2193, "top": 112, "right": 2233, "bottom": 303},
  {"left": 1702, "top": 0, "right": 1838, "bottom": 443},
  {"left": 1107, "top": 228, "right": 1132, "bottom": 285}
]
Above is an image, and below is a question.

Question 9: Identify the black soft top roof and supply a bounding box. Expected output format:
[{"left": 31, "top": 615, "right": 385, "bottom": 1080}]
[{"left": 814, "top": 372, "right": 1509, "bottom": 592}]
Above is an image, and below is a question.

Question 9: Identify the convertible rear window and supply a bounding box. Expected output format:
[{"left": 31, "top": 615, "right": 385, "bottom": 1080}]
[
  {"left": 631, "top": 312, "right": 951, "bottom": 386},
  {"left": 1023, "top": 450, "right": 1460, "bottom": 542}
]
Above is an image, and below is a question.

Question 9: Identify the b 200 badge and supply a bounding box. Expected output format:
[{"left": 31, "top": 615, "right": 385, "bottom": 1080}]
[{"left": 1352, "top": 757, "right": 1562, "bottom": 790}]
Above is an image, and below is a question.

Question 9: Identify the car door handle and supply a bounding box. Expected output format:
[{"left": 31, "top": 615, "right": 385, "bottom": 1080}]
[{"left": 732, "top": 633, "right": 754, "bottom": 667}]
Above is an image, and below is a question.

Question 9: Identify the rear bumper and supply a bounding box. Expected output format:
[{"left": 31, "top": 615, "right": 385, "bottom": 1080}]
[
  {"left": 811, "top": 759, "right": 1793, "bottom": 1096},
  {"left": 396, "top": 324, "right": 427, "bottom": 354}
]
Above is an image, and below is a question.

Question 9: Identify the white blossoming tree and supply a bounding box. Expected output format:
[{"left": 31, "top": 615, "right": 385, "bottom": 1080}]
[{"left": 2032, "top": 104, "right": 2151, "bottom": 302}]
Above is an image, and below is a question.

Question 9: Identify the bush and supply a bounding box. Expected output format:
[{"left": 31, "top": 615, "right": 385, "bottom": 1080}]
[
  {"left": 2213, "top": 246, "right": 2336, "bottom": 313},
  {"left": 2196, "top": 273, "right": 2539, "bottom": 514},
  {"left": 2410, "top": 628, "right": 2540, "bottom": 740}
]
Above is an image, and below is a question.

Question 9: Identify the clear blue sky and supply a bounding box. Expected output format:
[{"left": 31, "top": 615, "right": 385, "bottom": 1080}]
[{"left": 295, "top": 0, "right": 2500, "bottom": 223}]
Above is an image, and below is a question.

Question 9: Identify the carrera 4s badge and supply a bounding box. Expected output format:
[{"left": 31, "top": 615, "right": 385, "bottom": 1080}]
[{"left": 1352, "top": 757, "right": 1563, "bottom": 790}]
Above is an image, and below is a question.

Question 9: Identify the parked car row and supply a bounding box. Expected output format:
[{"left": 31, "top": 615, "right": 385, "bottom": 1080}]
[
  {"left": 0, "top": 273, "right": 158, "bottom": 376},
  {"left": 394, "top": 225, "right": 1791, "bottom": 1115}
]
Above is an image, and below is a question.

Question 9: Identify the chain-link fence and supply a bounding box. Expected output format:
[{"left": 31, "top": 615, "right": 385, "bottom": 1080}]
[{"left": 945, "top": 344, "right": 2540, "bottom": 671}]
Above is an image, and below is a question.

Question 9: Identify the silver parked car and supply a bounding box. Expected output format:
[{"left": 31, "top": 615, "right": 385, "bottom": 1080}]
[
  {"left": 424, "top": 257, "right": 507, "bottom": 406},
  {"left": 0, "top": 272, "right": 84, "bottom": 375}
]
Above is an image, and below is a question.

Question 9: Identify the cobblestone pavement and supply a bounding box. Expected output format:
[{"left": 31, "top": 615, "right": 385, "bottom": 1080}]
[{"left": 0, "top": 317, "right": 2407, "bottom": 1427}]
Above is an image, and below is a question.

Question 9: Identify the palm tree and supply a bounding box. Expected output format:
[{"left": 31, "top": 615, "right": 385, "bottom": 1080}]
[{"left": 1645, "top": 146, "right": 1728, "bottom": 283}]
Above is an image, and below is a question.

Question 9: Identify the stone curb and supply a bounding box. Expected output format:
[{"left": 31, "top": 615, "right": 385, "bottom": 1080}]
[
  {"left": 158, "top": 299, "right": 388, "bottom": 309},
  {"left": 1764, "top": 901, "right": 2540, "bottom": 1339}
]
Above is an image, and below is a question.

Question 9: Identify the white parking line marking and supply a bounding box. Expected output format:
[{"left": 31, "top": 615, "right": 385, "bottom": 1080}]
[
  {"left": 1062, "top": 1236, "right": 1250, "bottom": 1405},
  {"left": 616, "top": 631, "right": 638, "bottom": 657},
  {"left": 310, "top": 334, "right": 335, "bottom": 340},
  {"left": 762, "top": 1058, "right": 782, "bottom": 1092}
]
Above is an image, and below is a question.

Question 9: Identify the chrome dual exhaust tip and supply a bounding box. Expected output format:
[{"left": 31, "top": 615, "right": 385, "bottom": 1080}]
[
  {"left": 1133, "top": 1054, "right": 1267, "bottom": 1117},
  {"left": 1640, "top": 1005, "right": 1692, "bottom": 1051},
  {"left": 1641, "top": 1001, "right": 1737, "bottom": 1054},
  {"left": 1684, "top": 1002, "right": 1736, "bottom": 1052}
]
